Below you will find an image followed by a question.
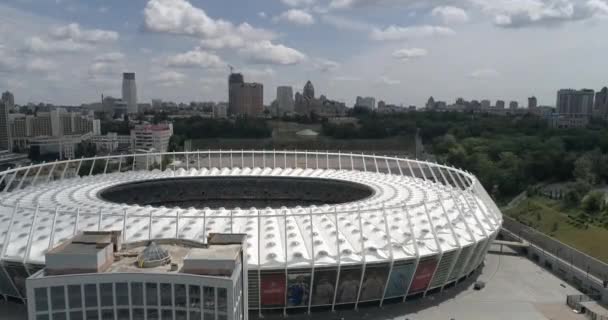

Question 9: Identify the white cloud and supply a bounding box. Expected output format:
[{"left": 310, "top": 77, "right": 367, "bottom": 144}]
[
  {"left": 587, "top": 0, "right": 608, "bottom": 15},
  {"left": 144, "top": 0, "right": 275, "bottom": 46},
  {"left": 25, "top": 58, "right": 56, "bottom": 73},
  {"left": 274, "top": 9, "right": 315, "bottom": 25},
  {"left": 371, "top": 25, "right": 454, "bottom": 41},
  {"left": 0, "top": 50, "right": 19, "bottom": 72},
  {"left": 469, "top": 68, "right": 500, "bottom": 79},
  {"left": 99, "top": 7, "right": 109, "bottom": 14},
  {"left": 240, "top": 40, "right": 307, "bottom": 65},
  {"left": 377, "top": 75, "right": 401, "bottom": 85},
  {"left": 321, "top": 14, "right": 374, "bottom": 31},
  {"left": 333, "top": 75, "right": 361, "bottom": 81},
  {"left": 167, "top": 49, "right": 226, "bottom": 68},
  {"left": 392, "top": 48, "right": 428, "bottom": 61},
  {"left": 314, "top": 58, "right": 340, "bottom": 72},
  {"left": 151, "top": 70, "right": 187, "bottom": 87},
  {"left": 432, "top": 6, "right": 469, "bottom": 24},
  {"left": 281, "top": 0, "right": 315, "bottom": 7},
  {"left": 472, "top": 0, "right": 600, "bottom": 28},
  {"left": 241, "top": 67, "right": 276, "bottom": 79},
  {"left": 88, "top": 62, "right": 119, "bottom": 77},
  {"left": 258, "top": 12, "right": 267, "bottom": 18},
  {"left": 24, "top": 37, "right": 93, "bottom": 53},
  {"left": 94, "top": 52, "right": 125, "bottom": 63},
  {"left": 50, "top": 23, "right": 118, "bottom": 43}
]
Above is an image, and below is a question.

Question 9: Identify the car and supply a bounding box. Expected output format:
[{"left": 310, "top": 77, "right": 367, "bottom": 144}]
[{"left": 474, "top": 281, "right": 486, "bottom": 290}]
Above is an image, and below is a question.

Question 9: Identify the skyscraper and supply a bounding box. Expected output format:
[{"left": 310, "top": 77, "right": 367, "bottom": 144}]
[
  {"left": 2, "top": 91, "right": 15, "bottom": 110},
  {"left": 231, "top": 83, "right": 264, "bottom": 116},
  {"left": 528, "top": 96, "right": 538, "bottom": 110},
  {"left": 303, "top": 81, "right": 315, "bottom": 99},
  {"left": 557, "top": 89, "right": 594, "bottom": 115},
  {"left": 122, "top": 72, "right": 138, "bottom": 114},
  {"left": 355, "top": 96, "right": 376, "bottom": 110},
  {"left": 276, "top": 86, "right": 294, "bottom": 115},
  {"left": 228, "top": 73, "right": 245, "bottom": 115},
  {"left": 594, "top": 87, "right": 608, "bottom": 119},
  {"left": 496, "top": 100, "right": 505, "bottom": 109},
  {"left": 0, "top": 101, "right": 9, "bottom": 151},
  {"left": 509, "top": 101, "right": 519, "bottom": 110}
]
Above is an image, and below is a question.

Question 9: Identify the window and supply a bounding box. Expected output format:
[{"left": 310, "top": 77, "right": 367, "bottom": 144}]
[
  {"left": 50, "top": 286, "right": 66, "bottom": 311},
  {"left": 86, "top": 310, "right": 99, "bottom": 320},
  {"left": 189, "top": 285, "right": 201, "bottom": 309},
  {"left": 84, "top": 284, "right": 98, "bottom": 308},
  {"left": 52, "top": 313, "right": 66, "bottom": 320},
  {"left": 69, "top": 311, "right": 83, "bottom": 320},
  {"left": 147, "top": 308, "right": 159, "bottom": 320},
  {"left": 175, "top": 284, "right": 186, "bottom": 308},
  {"left": 35, "top": 287, "right": 48, "bottom": 312},
  {"left": 100, "top": 283, "right": 114, "bottom": 307},
  {"left": 117, "top": 309, "right": 130, "bottom": 320},
  {"left": 115, "top": 283, "right": 129, "bottom": 306},
  {"left": 131, "top": 282, "right": 144, "bottom": 306},
  {"left": 161, "top": 283, "right": 172, "bottom": 306},
  {"left": 132, "top": 308, "right": 145, "bottom": 320},
  {"left": 203, "top": 286, "right": 215, "bottom": 312},
  {"left": 101, "top": 309, "right": 114, "bottom": 320},
  {"left": 176, "top": 310, "right": 187, "bottom": 320},
  {"left": 190, "top": 311, "right": 201, "bottom": 320},
  {"left": 146, "top": 283, "right": 158, "bottom": 306},
  {"left": 36, "top": 315, "right": 49, "bottom": 320},
  {"left": 217, "top": 288, "right": 227, "bottom": 313},
  {"left": 161, "top": 309, "right": 173, "bottom": 320},
  {"left": 68, "top": 285, "right": 82, "bottom": 309}
]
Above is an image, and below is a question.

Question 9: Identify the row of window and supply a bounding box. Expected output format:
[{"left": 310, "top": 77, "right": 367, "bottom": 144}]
[
  {"left": 35, "top": 308, "right": 228, "bottom": 320},
  {"left": 35, "top": 282, "right": 227, "bottom": 313}
]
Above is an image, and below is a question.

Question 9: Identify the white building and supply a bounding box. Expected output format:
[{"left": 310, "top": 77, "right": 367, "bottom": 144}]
[
  {"left": 122, "top": 73, "right": 138, "bottom": 114},
  {"left": 130, "top": 123, "right": 173, "bottom": 153},
  {"left": 276, "top": 86, "right": 294, "bottom": 116},
  {"left": 214, "top": 103, "right": 228, "bottom": 119},
  {"left": 480, "top": 100, "right": 491, "bottom": 110},
  {"left": 355, "top": 96, "right": 376, "bottom": 110},
  {"left": 26, "top": 231, "right": 247, "bottom": 320}
]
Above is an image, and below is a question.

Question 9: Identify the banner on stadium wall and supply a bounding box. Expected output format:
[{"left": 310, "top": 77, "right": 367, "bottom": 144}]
[
  {"left": 385, "top": 263, "right": 415, "bottom": 298},
  {"left": 336, "top": 268, "right": 362, "bottom": 303},
  {"left": 359, "top": 265, "right": 390, "bottom": 301},
  {"left": 311, "top": 269, "right": 337, "bottom": 306},
  {"left": 287, "top": 273, "right": 311, "bottom": 307},
  {"left": 408, "top": 259, "right": 438, "bottom": 294},
  {"left": 261, "top": 273, "right": 286, "bottom": 307}
]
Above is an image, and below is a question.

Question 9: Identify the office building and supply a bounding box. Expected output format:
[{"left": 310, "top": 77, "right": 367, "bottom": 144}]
[
  {"left": 294, "top": 81, "right": 346, "bottom": 117},
  {"left": 496, "top": 100, "right": 505, "bottom": 109},
  {"left": 509, "top": 101, "right": 519, "bottom": 110},
  {"left": 594, "top": 87, "right": 608, "bottom": 119},
  {"left": 214, "top": 103, "right": 228, "bottom": 119},
  {"left": 355, "top": 96, "right": 376, "bottom": 110},
  {"left": 0, "top": 102, "right": 9, "bottom": 151},
  {"left": 228, "top": 73, "right": 264, "bottom": 116},
  {"left": 27, "top": 231, "right": 247, "bottom": 320},
  {"left": 480, "top": 100, "right": 491, "bottom": 110},
  {"left": 131, "top": 123, "right": 173, "bottom": 152},
  {"left": 276, "top": 86, "right": 294, "bottom": 116},
  {"left": 528, "top": 96, "right": 538, "bottom": 110},
  {"left": 122, "top": 73, "right": 138, "bottom": 114},
  {"left": 2, "top": 91, "right": 15, "bottom": 110},
  {"left": 102, "top": 96, "right": 128, "bottom": 119},
  {"left": 557, "top": 89, "right": 594, "bottom": 116}
]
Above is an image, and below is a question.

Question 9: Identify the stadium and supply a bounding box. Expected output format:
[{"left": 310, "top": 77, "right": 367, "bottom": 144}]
[{"left": 0, "top": 150, "right": 502, "bottom": 313}]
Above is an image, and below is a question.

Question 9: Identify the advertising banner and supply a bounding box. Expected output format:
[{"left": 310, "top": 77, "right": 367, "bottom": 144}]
[
  {"left": 261, "top": 273, "right": 286, "bottom": 307},
  {"left": 311, "top": 269, "right": 337, "bottom": 306},
  {"left": 287, "top": 273, "right": 311, "bottom": 307},
  {"left": 336, "top": 268, "right": 362, "bottom": 303},
  {"left": 408, "top": 259, "right": 438, "bottom": 294},
  {"left": 359, "top": 265, "right": 389, "bottom": 301},
  {"left": 384, "top": 263, "right": 415, "bottom": 298}
]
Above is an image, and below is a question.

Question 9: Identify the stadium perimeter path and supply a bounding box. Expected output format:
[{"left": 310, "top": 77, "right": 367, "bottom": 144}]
[{"left": 0, "top": 245, "right": 586, "bottom": 320}]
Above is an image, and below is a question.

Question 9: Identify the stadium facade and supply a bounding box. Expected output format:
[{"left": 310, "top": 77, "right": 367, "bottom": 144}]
[{"left": 0, "top": 150, "right": 502, "bottom": 316}]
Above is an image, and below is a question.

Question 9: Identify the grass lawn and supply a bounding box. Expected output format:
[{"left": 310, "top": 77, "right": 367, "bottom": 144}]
[{"left": 504, "top": 196, "right": 608, "bottom": 263}]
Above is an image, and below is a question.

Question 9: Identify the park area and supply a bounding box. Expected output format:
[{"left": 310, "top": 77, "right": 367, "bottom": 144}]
[{"left": 504, "top": 195, "right": 608, "bottom": 263}]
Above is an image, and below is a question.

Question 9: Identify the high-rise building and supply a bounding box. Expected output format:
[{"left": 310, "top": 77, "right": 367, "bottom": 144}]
[
  {"left": 594, "top": 87, "right": 608, "bottom": 119},
  {"left": 303, "top": 81, "right": 315, "bottom": 99},
  {"left": 355, "top": 96, "right": 376, "bottom": 110},
  {"left": 228, "top": 73, "right": 245, "bottom": 115},
  {"left": 122, "top": 72, "right": 138, "bottom": 114},
  {"left": 426, "top": 96, "right": 435, "bottom": 110},
  {"left": 276, "top": 86, "right": 294, "bottom": 115},
  {"left": 480, "top": 100, "right": 491, "bottom": 110},
  {"left": 231, "top": 83, "right": 264, "bottom": 116},
  {"left": 2, "top": 91, "right": 15, "bottom": 110},
  {"left": 496, "top": 100, "right": 505, "bottom": 109},
  {"left": 557, "top": 89, "right": 594, "bottom": 115},
  {"left": 509, "top": 101, "right": 519, "bottom": 110},
  {"left": 528, "top": 96, "right": 538, "bottom": 110},
  {"left": 0, "top": 101, "right": 9, "bottom": 151}
]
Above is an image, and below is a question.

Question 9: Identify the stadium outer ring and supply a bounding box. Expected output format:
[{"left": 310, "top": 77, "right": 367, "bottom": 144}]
[{"left": 0, "top": 150, "right": 502, "bottom": 312}]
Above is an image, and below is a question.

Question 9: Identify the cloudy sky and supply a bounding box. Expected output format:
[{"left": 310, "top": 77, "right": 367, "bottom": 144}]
[{"left": 1, "top": 0, "right": 608, "bottom": 107}]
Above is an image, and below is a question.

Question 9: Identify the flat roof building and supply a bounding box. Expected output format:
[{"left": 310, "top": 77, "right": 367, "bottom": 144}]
[{"left": 27, "top": 231, "right": 247, "bottom": 320}]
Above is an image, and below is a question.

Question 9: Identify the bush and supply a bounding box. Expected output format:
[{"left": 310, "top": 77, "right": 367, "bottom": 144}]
[{"left": 582, "top": 191, "right": 606, "bottom": 214}]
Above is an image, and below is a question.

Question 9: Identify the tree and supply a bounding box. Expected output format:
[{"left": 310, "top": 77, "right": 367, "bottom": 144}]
[
  {"left": 573, "top": 155, "right": 596, "bottom": 185},
  {"left": 582, "top": 191, "right": 605, "bottom": 214}
]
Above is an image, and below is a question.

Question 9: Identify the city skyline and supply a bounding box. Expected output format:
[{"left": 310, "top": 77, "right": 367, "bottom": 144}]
[{"left": 1, "top": 0, "right": 608, "bottom": 107}]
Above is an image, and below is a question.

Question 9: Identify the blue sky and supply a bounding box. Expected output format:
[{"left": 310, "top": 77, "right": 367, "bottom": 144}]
[{"left": 1, "top": 0, "right": 608, "bottom": 107}]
